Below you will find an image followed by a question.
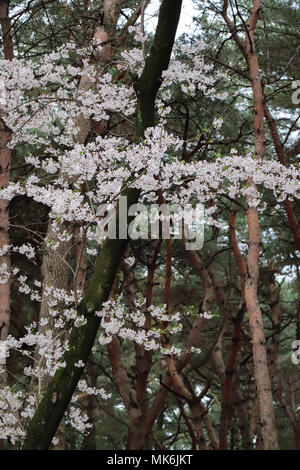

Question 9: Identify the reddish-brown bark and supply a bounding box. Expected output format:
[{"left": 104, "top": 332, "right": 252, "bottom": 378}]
[
  {"left": 219, "top": 303, "right": 246, "bottom": 449},
  {"left": 245, "top": 206, "right": 278, "bottom": 449},
  {"left": 279, "top": 376, "right": 300, "bottom": 450},
  {"left": 221, "top": 0, "right": 278, "bottom": 449},
  {"left": 217, "top": 211, "right": 250, "bottom": 449},
  {"left": 267, "top": 262, "right": 282, "bottom": 384},
  {"left": 0, "top": 0, "right": 13, "bottom": 363},
  {"left": 0, "top": 0, "right": 13, "bottom": 59}
]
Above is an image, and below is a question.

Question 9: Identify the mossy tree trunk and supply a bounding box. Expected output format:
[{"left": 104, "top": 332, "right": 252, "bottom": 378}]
[{"left": 22, "top": 0, "right": 182, "bottom": 450}]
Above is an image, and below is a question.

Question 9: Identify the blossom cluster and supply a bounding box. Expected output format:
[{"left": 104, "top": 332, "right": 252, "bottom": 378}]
[{"left": 96, "top": 296, "right": 183, "bottom": 353}]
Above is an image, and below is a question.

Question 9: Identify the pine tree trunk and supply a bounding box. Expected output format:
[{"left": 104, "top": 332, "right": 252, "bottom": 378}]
[{"left": 0, "top": 0, "right": 13, "bottom": 386}]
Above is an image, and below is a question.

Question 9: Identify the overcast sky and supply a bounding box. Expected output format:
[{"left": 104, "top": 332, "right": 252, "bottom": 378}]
[{"left": 144, "top": 0, "right": 198, "bottom": 37}]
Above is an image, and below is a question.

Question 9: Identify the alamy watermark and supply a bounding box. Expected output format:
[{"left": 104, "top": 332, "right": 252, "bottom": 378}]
[
  {"left": 0, "top": 340, "right": 6, "bottom": 365},
  {"left": 291, "top": 340, "right": 300, "bottom": 365},
  {"left": 292, "top": 81, "right": 300, "bottom": 105},
  {"left": 96, "top": 196, "right": 204, "bottom": 250}
]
